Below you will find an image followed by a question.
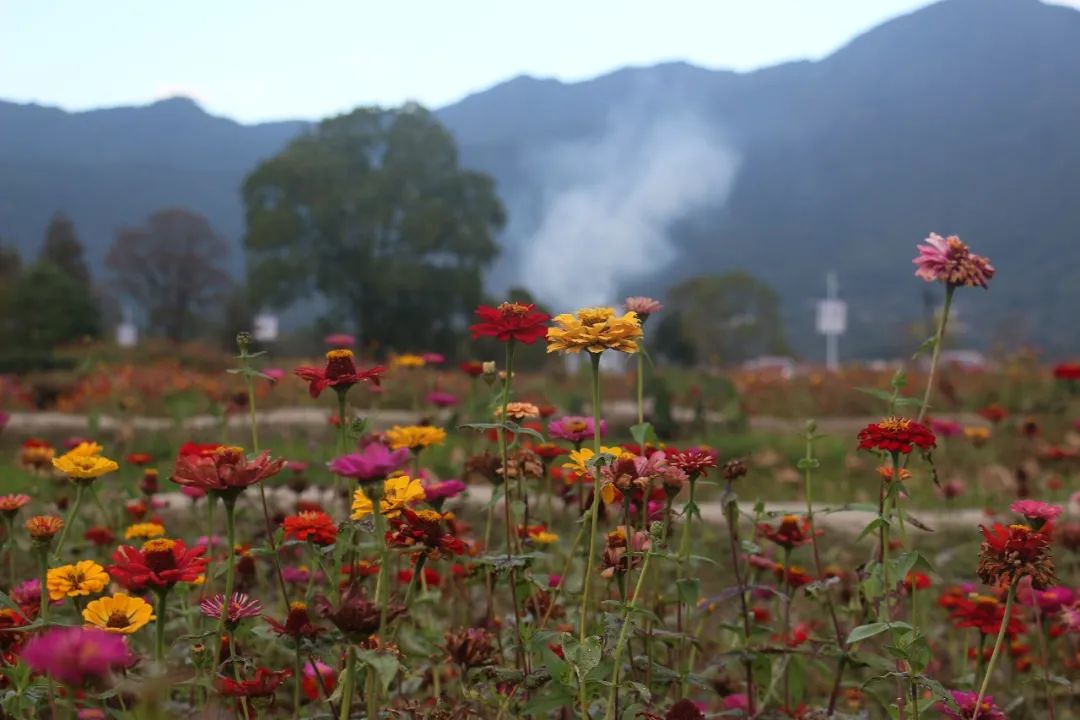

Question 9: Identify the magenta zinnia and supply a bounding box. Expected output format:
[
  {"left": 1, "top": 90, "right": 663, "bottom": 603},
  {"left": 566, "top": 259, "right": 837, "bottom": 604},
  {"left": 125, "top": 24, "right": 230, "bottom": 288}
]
[
  {"left": 20, "top": 627, "right": 129, "bottom": 687},
  {"left": 913, "top": 233, "right": 995, "bottom": 288},
  {"left": 199, "top": 592, "right": 263, "bottom": 628}
]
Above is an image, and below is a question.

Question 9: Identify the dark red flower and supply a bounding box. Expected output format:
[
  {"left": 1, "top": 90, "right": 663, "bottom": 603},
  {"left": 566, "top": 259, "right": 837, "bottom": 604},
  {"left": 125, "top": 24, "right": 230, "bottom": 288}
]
[
  {"left": 313, "top": 588, "right": 404, "bottom": 641},
  {"left": 125, "top": 452, "right": 153, "bottom": 466},
  {"left": 469, "top": 302, "right": 550, "bottom": 344},
  {"left": 1053, "top": 362, "right": 1080, "bottom": 381},
  {"left": 857, "top": 417, "right": 936, "bottom": 455},
  {"left": 217, "top": 667, "right": 292, "bottom": 698},
  {"left": 950, "top": 593, "right": 1025, "bottom": 636},
  {"left": 265, "top": 601, "right": 321, "bottom": 639},
  {"left": 387, "top": 508, "right": 468, "bottom": 558},
  {"left": 978, "top": 523, "right": 1056, "bottom": 589},
  {"left": 294, "top": 349, "right": 384, "bottom": 398},
  {"left": 108, "top": 538, "right": 208, "bottom": 591},
  {"left": 178, "top": 442, "right": 223, "bottom": 458},
  {"left": 458, "top": 360, "right": 485, "bottom": 377},
  {"left": 282, "top": 511, "right": 338, "bottom": 546},
  {"left": 84, "top": 526, "right": 116, "bottom": 547},
  {"left": 758, "top": 514, "right": 815, "bottom": 550}
]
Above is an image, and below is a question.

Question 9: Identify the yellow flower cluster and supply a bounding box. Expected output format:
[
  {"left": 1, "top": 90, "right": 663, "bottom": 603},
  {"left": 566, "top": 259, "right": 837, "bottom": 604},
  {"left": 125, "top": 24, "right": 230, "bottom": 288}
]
[
  {"left": 51, "top": 442, "right": 119, "bottom": 481},
  {"left": 546, "top": 307, "right": 642, "bottom": 355},
  {"left": 351, "top": 475, "right": 427, "bottom": 520},
  {"left": 125, "top": 522, "right": 166, "bottom": 540},
  {"left": 46, "top": 560, "right": 110, "bottom": 601},
  {"left": 82, "top": 593, "right": 155, "bottom": 634},
  {"left": 386, "top": 425, "right": 447, "bottom": 451}
]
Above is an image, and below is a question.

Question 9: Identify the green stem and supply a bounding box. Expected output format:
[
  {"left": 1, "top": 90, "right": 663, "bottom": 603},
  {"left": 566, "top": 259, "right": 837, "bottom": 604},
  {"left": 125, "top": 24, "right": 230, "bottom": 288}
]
[
  {"left": 578, "top": 352, "right": 604, "bottom": 644},
  {"left": 339, "top": 645, "right": 356, "bottom": 720},
  {"left": 782, "top": 545, "right": 793, "bottom": 710},
  {"left": 369, "top": 484, "right": 389, "bottom": 720},
  {"left": 36, "top": 548, "right": 48, "bottom": 621},
  {"left": 724, "top": 491, "right": 756, "bottom": 716},
  {"left": 971, "top": 580, "right": 1018, "bottom": 720},
  {"left": 603, "top": 549, "right": 653, "bottom": 720},
  {"left": 216, "top": 498, "right": 238, "bottom": 649},
  {"left": 916, "top": 284, "right": 954, "bottom": 424},
  {"left": 5, "top": 516, "right": 15, "bottom": 589},
  {"left": 154, "top": 588, "right": 169, "bottom": 664},
  {"left": 293, "top": 641, "right": 303, "bottom": 720},
  {"left": 53, "top": 482, "right": 85, "bottom": 561},
  {"left": 636, "top": 351, "right": 644, "bottom": 426}
]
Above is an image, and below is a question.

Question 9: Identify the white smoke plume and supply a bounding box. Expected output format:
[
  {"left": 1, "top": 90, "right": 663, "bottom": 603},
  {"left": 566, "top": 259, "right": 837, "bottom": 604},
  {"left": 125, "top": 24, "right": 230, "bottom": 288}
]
[{"left": 520, "top": 110, "right": 739, "bottom": 310}]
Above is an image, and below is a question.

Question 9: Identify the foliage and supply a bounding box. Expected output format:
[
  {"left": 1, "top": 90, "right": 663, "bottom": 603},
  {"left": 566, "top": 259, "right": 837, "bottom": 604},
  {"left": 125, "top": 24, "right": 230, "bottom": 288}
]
[
  {"left": 40, "top": 213, "right": 90, "bottom": 286},
  {"left": 243, "top": 104, "right": 505, "bottom": 358}
]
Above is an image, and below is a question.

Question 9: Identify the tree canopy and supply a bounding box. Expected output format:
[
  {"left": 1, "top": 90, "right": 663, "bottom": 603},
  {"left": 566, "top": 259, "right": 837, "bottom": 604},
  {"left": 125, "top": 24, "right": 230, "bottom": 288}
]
[{"left": 242, "top": 104, "right": 504, "bottom": 356}]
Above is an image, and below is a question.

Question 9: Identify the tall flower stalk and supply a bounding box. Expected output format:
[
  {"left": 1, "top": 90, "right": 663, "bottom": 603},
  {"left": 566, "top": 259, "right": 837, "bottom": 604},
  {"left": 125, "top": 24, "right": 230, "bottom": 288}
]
[
  {"left": 971, "top": 580, "right": 1017, "bottom": 720},
  {"left": 579, "top": 351, "right": 604, "bottom": 644}
]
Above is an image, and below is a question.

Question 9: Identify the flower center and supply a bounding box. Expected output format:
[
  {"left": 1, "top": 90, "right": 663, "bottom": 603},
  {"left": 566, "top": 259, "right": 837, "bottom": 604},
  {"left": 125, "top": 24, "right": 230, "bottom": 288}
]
[
  {"left": 106, "top": 610, "right": 131, "bottom": 628},
  {"left": 578, "top": 308, "right": 613, "bottom": 326},
  {"left": 878, "top": 417, "right": 911, "bottom": 432},
  {"left": 497, "top": 302, "right": 531, "bottom": 315},
  {"left": 142, "top": 538, "right": 178, "bottom": 572}
]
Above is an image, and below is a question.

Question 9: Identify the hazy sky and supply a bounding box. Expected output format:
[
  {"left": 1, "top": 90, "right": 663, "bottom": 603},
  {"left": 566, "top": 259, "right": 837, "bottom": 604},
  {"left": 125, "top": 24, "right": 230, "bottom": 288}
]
[{"left": 3, "top": 0, "right": 1078, "bottom": 123}]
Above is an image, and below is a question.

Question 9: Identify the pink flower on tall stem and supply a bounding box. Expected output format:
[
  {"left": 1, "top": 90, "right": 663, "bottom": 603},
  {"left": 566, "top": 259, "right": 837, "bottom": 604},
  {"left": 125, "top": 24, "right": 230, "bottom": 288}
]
[
  {"left": 329, "top": 443, "right": 410, "bottom": 484},
  {"left": 913, "top": 233, "right": 995, "bottom": 288},
  {"left": 20, "top": 627, "right": 130, "bottom": 687},
  {"left": 199, "top": 592, "right": 263, "bottom": 628},
  {"left": 623, "top": 296, "right": 663, "bottom": 319},
  {"left": 1010, "top": 499, "right": 1062, "bottom": 529},
  {"left": 549, "top": 416, "right": 606, "bottom": 444}
]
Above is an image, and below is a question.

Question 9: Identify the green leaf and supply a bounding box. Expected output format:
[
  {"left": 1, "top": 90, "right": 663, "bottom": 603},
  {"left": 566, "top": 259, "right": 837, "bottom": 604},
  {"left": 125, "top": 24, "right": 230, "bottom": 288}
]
[
  {"left": 573, "top": 635, "right": 602, "bottom": 680},
  {"left": 629, "top": 422, "right": 658, "bottom": 447},
  {"left": 355, "top": 649, "right": 399, "bottom": 692},
  {"left": 846, "top": 622, "right": 891, "bottom": 644},
  {"left": 856, "top": 517, "right": 888, "bottom": 542},
  {"left": 796, "top": 457, "right": 820, "bottom": 470},
  {"left": 676, "top": 578, "right": 700, "bottom": 607}
]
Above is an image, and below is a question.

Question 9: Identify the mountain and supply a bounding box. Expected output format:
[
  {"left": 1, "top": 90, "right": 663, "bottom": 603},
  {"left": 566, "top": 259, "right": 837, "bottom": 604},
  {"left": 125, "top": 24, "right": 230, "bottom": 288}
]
[{"left": 2, "top": 0, "right": 1078, "bottom": 356}]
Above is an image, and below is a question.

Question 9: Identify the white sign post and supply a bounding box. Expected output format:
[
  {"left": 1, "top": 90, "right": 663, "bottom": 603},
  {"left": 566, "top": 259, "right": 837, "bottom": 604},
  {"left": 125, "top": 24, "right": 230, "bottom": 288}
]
[
  {"left": 253, "top": 313, "right": 279, "bottom": 343},
  {"left": 815, "top": 272, "right": 847, "bottom": 371}
]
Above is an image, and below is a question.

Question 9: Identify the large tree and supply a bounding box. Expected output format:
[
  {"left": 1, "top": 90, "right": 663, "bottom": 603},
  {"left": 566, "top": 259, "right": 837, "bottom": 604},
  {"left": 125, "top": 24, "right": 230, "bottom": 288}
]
[
  {"left": 656, "top": 272, "right": 789, "bottom": 366},
  {"left": 242, "top": 103, "right": 504, "bottom": 355},
  {"left": 106, "top": 208, "right": 232, "bottom": 342},
  {"left": 41, "top": 212, "right": 91, "bottom": 286}
]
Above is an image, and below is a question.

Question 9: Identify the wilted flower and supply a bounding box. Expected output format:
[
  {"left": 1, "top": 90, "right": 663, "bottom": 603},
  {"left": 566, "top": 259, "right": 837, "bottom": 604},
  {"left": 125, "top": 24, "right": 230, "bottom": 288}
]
[
  {"left": 722, "top": 458, "right": 748, "bottom": 481},
  {"left": 21, "top": 627, "right": 129, "bottom": 687},
  {"left": 82, "top": 593, "right": 155, "bottom": 634},
  {"left": 385, "top": 425, "right": 447, "bottom": 451},
  {"left": 913, "top": 233, "right": 995, "bottom": 289},
  {"left": 600, "top": 526, "right": 650, "bottom": 579},
  {"left": 758, "top": 515, "right": 814, "bottom": 550},
  {"left": 547, "top": 307, "right": 643, "bottom": 355},
  {"left": 314, "top": 588, "right": 404, "bottom": 641},
  {"left": 294, "top": 349, "right": 384, "bottom": 398},
  {"left": 172, "top": 446, "right": 285, "bottom": 500},
  {"left": 548, "top": 416, "right": 606, "bottom": 444},
  {"left": 939, "top": 690, "right": 1006, "bottom": 720},
  {"left": 109, "top": 538, "right": 208, "bottom": 591},
  {"left": 283, "top": 511, "right": 338, "bottom": 545},
  {"left": 46, "top": 560, "right": 110, "bottom": 601},
  {"left": 329, "top": 442, "right": 411, "bottom": 483},
  {"left": 470, "top": 302, "right": 551, "bottom": 344},
  {"left": 857, "top": 417, "right": 936, "bottom": 455},
  {"left": 445, "top": 627, "right": 497, "bottom": 668},
  {"left": 977, "top": 523, "right": 1056, "bottom": 589}
]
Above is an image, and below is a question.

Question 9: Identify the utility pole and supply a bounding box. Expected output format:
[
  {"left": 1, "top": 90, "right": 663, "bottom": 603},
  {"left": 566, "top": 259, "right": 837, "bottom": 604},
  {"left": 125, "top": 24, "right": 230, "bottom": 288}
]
[{"left": 816, "top": 272, "right": 847, "bottom": 371}]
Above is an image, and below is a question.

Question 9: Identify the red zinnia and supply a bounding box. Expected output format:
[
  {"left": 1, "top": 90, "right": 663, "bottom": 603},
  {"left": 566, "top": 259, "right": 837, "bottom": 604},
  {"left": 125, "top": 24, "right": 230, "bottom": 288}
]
[
  {"left": 125, "top": 452, "right": 153, "bottom": 466},
  {"left": 758, "top": 515, "right": 814, "bottom": 550},
  {"left": 950, "top": 593, "right": 1025, "bottom": 636},
  {"left": 469, "top": 302, "right": 550, "bottom": 344},
  {"left": 266, "top": 601, "right": 321, "bottom": 639},
  {"left": 282, "top": 511, "right": 338, "bottom": 546},
  {"left": 178, "top": 442, "right": 223, "bottom": 458},
  {"left": 218, "top": 667, "right": 292, "bottom": 698},
  {"left": 172, "top": 446, "right": 286, "bottom": 500},
  {"left": 109, "top": 538, "right": 207, "bottom": 591},
  {"left": 1053, "top": 362, "right": 1080, "bottom": 381},
  {"left": 459, "top": 360, "right": 485, "bottom": 377},
  {"left": 84, "top": 526, "right": 116, "bottom": 547},
  {"left": 978, "top": 523, "right": 1056, "bottom": 589},
  {"left": 857, "top": 417, "right": 936, "bottom": 455},
  {"left": 294, "top": 349, "right": 384, "bottom": 398},
  {"left": 387, "top": 508, "right": 468, "bottom": 558}
]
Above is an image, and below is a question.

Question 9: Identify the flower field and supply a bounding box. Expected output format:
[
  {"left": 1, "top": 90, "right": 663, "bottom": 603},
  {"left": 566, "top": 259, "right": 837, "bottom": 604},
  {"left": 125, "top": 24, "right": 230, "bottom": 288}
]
[{"left": 0, "top": 234, "right": 1078, "bottom": 720}]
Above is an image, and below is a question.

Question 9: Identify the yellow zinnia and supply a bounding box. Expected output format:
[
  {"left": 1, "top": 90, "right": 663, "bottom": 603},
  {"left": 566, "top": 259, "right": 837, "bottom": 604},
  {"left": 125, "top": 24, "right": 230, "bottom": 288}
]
[
  {"left": 46, "top": 560, "right": 110, "bottom": 601},
  {"left": 52, "top": 449, "right": 119, "bottom": 481},
  {"left": 124, "top": 522, "right": 165, "bottom": 540},
  {"left": 392, "top": 353, "right": 427, "bottom": 369},
  {"left": 351, "top": 475, "right": 427, "bottom": 520},
  {"left": 385, "top": 425, "right": 447, "bottom": 451},
  {"left": 562, "top": 446, "right": 623, "bottom": 478},
  {"left": 546, "top": 307, "right": 643, "bottom": 355},
  {"left": 82, "top": 593, "right": 155, "bottom": 634},
  {"left": 67, "top": 441, "right": 104, "bottom": 457}
]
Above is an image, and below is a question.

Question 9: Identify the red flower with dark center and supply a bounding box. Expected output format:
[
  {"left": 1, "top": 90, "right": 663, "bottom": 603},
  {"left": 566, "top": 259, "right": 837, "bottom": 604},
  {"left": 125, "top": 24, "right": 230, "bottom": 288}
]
[
  {"left": 294, "top": 349, "right": 384, "bottom": 398},
  {"left": 172, "top": 446, "right": 286, "bottom": 500},
  {"left": 387, "top": 508, "right": 468, "bottom": 558},
  {"left": 217, "top": 667, "right": 292, "bottom": 698},
  {"left": 774, "top": 564, "right": 814, "bottom": 587},
  {"left": 282, "top": 511, "right": 338, "bottom": 546},
  {"left": 978, "top": 523, "right": 1057, "bottom": 589},
  {"left": 84, "top": 526, "right": 116, "bottom": 547},
  {"left": 857, "top": 417, "right": 936, "bottom": 455},
  {"left": 758, "top": 515, "right": 814, "bottom": 550},
  {"left": 667, "top": 447, "right": 718, "bottom": 478},
  {"left": 977, "top": 404, "right": 1007, "bottom": 424},
  {"left": 313, "top": 588, "right": 405, "bottom": 641},
  {"left": 469, "top": 302, "right": 551, "bottom": 344},
  {"left": 265, "top": 601, "right": 321, "bottom": 639},
  {"left": 108, "top": 538, "right": 207, "bottom": 591},
  {"left": 532, "top": 443, "right": 567, "bottom": 461}
]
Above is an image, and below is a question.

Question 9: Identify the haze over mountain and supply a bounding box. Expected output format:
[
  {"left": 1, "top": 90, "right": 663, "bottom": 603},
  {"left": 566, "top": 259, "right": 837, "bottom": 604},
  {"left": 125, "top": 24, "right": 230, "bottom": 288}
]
[{"left": 1, "top": 0, "right": 1077, "bottom": 356}]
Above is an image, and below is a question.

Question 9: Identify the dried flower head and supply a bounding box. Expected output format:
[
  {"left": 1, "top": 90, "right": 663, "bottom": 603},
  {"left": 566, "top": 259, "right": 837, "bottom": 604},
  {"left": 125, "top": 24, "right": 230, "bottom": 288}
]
[
  {"left": 977, "top": 523, "right": 1056, "bottom": 589},
  {"left": 913, "top": 233, "right": 995, "bottom": 289}
]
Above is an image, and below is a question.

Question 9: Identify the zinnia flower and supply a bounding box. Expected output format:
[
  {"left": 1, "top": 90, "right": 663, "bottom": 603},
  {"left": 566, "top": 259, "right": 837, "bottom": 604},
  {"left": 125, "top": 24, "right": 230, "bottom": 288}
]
[
  {"left": 218, "top": 667, "right": 292, "bottom": 698},
  {"left": 20, "top": 627, "right": 129, "bottom": 687},
  {"left": 171, "top": 446, "right": 285, "bottom": 500},
  {"left": 939, "top": 690, "right": 1006, "bottom": 720},
  {"left": 313, "top": 588, "right": 404, "bottom": 641},
  {"left": 392, "top": 353, "right": 426, "bottom": 369},
  {"left": 125, "top": 452, "right": 152, "bottom": 466},
  {"left": 445, "top": 627, "right": 497, "bottom": 668},
  {"left": 82, "top": 593, "right": 155, "bottom": 634},
  {"left": 18, "top": 439, "right": 55, "bottom": 472},
  {"left": 385, "top": 425, "right": 447, "bottom": 451},
  {"left": 913, "top": 233, "right": 995, "bottom": 289},
  {"left": 857, "top": 417, "right": 936, "bottom": 455},
  {"left": 108, "top": 538, "right": 208, "bottom": 591},
  {"left": 1010, "top": 499, "right": 1062, "bottom": 529},
  {"left": 495, "top": 402, "right": 540, "bottom": 420},
  {"left": 124, "top": 522, "right": 165, "bottom": 540},
  {"left": 301, "top": 660, "right": 336, "bottom": 701},
  {"left": 26, "top": 515, "right": 63, "bottom": 542},
  {"left": 546, "top": 307, "right": 643, "bottom": 355},
  {"left": 324, "top": 333, "right": 355, "bottom": 348},
  {"left": 426, "top": 390, "right": 459, "bottom": 408},
  {"left": 758, "top": 515, "right": 814, "bottom": 550},
  {"left": 46, "top": 560, "right": 110, "bottom": 601},
  {"left": 282, "top": 511, "right": 338, "bottom": 545},
  {"left": 667, "top": 447, "right": 718, "bottom": 478},
  {"left": 351, "top": 475, "right": 426, "bottom": 520},
  {"left": 200, "top": 592, "right": 263, "bottom": 628},
  {"left": 387, "top": 508, "right": 468, "bottom": 557},
  {"left": 51, "top": 449, "right": 119, "bottom": 482},
  {"left": 977, "top": 523, "right": 1056, "bottom": 589},
  {"left": 548, "top": 416, "right": 606, "bottom": 444},
  {"left": 0, "top": 494, "right": 31, "bottom": 517},
  {"left": 294, "top": 349, "right": 384, "bottom": 398},
  {"left": 328, "top": 443, "right": 410, "bottom": 483},
  {"left": 470, "top": 302, "right": 551, "bottom": 344},
  {"left": 623, "top": 296, "right": 663, "bottom": 318}
]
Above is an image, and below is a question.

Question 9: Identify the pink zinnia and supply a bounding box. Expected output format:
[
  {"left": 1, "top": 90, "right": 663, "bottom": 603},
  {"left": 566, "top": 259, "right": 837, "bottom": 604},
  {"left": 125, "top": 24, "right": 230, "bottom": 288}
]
[
  {"left": 328, "top": 443, "right": 410, "bottom": 483},
  {"left": 172, "top": 447, "right": 285, "bottom": 500},
  {"left": 1017, "top": 582, "right": 1073, "bottom": 613},
  {"left": 424, "top": 479, "right": 467, "bottom": 501},
  {"left": 930, "top": 418, "right": 963, "bottom": 438},
  {"left": 21, "top": 627, "right": 130, "bottom": 686},
  {"left": 913, "top": 233, "right": 995, "bottom": 288},
  {"left": 1010, "top": 499, "right": 1062, "bottom": 527},
  {"left": 262, "top": 367, "right": 286, "bottom": 383},
  {"left": 939, "top": 690, "right": 1005, "bottom": 720},
  {"left": 324, "top": 333, "right": 355, "bottom": 348},
  {"left": 549, "top": 416, "right": 605, "bottom": 444},
  {"left": 426, "top": 391, "right": 459, "bottom": 408},
  {"left": 623, "top": 296, "right": 663, "bottom": 317},
  {"left": 422, "top": 352, "right": 445, "bottom": 365},
  {"left": 200, "top": 592, "right": 263, "bottom": 626},
  {"left": 1061, "top": 601, "right": 1080, "bottom": 633}
]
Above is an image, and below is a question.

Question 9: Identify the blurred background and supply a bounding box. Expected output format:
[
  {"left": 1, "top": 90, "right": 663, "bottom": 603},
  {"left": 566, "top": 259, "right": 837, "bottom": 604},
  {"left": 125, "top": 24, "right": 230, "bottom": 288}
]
[{"left": 1, "top": 0, "right": 1077, "bottom": 375}]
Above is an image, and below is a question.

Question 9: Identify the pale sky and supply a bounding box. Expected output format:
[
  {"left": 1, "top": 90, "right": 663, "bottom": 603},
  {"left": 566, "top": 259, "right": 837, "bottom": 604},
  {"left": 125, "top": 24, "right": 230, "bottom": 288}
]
[{"left": 3, "top": 0, "right": 1078, "bottom": 123}]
